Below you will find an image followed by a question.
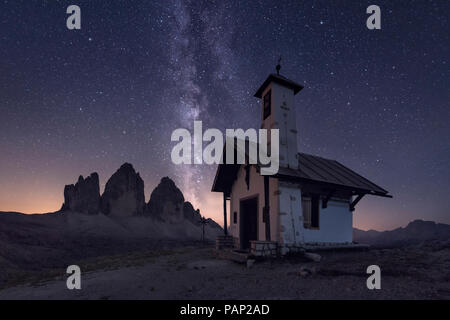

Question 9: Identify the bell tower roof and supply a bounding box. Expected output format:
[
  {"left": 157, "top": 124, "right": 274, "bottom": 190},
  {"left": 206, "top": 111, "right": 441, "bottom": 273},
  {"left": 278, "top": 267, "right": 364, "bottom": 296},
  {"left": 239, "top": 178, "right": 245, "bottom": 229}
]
[{"left": 254, "top": 73, "right": 304, "bottom": 98}]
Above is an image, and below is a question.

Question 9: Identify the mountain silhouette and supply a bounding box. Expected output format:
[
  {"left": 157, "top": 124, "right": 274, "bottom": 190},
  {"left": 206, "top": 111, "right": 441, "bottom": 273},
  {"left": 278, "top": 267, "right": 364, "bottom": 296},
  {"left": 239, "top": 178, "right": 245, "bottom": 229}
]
[{"left": 354, "top": 219, "right": 450, "bottom": 246}]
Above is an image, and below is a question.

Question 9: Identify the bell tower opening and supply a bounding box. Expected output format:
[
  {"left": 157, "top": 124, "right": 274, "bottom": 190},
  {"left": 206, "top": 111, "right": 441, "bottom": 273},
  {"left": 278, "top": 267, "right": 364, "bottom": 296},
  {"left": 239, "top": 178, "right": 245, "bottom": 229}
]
[{"left": 263, "top": 90, "right": 271, "bottom": 120}]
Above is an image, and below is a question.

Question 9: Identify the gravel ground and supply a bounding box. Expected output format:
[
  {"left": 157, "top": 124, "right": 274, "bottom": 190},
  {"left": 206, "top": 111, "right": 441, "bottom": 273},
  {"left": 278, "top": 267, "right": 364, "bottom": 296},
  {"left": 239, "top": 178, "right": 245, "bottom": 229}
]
[{"left": 0, "top": 242, "right": 449, "bottom": 300}]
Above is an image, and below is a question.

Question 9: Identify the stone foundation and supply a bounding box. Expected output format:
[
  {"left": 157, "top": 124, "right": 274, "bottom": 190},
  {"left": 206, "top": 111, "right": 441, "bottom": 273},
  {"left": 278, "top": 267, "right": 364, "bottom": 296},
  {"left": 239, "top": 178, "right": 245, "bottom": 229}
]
[
  {"left": 250, "top": 241, "right": 277, "bottom": 257},
  {"left": 279, "top": 243, "right": 305, "bottom": 256}
]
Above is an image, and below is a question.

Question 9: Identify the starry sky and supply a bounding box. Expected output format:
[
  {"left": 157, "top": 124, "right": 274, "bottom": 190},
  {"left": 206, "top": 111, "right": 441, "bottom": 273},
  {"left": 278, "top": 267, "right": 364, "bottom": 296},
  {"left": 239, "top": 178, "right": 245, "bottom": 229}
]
[{"left": 0, "top": 0, "right": 449, "bottom": 231}]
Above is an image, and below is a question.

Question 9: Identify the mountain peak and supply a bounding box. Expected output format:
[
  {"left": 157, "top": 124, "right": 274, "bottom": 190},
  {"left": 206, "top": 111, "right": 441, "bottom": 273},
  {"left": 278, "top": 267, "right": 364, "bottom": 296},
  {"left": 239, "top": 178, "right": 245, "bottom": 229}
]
[
  {"left": 146, "top": 177, "right": 184, "bottom": 220},
  {"left": 62, "top": 172, "right": 100, "bottom": 215},
  {"left": 406, "top": 219, "right": 436, "bottom": 228},
  {"left": 100, "top": 163, "right": 145, "bottom": 216}
]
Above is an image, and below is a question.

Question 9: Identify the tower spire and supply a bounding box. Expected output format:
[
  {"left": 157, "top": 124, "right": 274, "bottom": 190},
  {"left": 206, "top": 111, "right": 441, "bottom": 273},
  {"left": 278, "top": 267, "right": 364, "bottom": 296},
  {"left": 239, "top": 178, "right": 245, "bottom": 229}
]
[{"left": 276, "top": 56, "right": 281, "bottom": 75}]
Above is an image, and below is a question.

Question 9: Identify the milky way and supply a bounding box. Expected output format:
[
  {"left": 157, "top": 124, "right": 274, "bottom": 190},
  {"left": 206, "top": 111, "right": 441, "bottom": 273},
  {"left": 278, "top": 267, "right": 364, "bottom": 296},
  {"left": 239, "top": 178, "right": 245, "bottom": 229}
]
[{"left": 0, "top": 0, "right": 449, "bottom": 230}]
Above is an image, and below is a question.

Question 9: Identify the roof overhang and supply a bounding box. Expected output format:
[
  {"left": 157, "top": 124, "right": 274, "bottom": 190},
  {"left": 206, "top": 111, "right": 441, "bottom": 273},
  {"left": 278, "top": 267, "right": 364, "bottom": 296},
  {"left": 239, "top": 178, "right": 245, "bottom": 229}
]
[
  {"left": 211, "top": 163, "right": 241, "bottom": 197},
  {"left": 275, "top": 171, "right": 392, "bottom": 199},
  {"left": 254, "top": 73, "right": 304, "bottom": 98}
]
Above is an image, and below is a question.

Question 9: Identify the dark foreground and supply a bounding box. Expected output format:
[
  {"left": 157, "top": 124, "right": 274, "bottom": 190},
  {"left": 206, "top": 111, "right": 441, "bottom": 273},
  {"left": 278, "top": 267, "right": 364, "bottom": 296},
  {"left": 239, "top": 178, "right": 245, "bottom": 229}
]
[{"left": 0, "top": 239, "right": 449, "bottom": 300}]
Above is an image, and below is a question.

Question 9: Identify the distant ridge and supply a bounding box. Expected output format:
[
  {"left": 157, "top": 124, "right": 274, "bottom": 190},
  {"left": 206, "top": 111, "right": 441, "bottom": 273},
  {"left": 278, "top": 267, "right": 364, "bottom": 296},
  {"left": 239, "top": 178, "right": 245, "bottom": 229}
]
[{"left": 354, "top": 219, "right": 450, "bottom": 246}]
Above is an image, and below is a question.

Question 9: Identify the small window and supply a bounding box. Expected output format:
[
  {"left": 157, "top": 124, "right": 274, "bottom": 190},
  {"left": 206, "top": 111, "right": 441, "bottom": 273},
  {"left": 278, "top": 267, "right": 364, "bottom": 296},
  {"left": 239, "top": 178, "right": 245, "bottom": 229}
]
[
  {"left": 302, "top": 194, "right": 320, "bottom": 229},
  {"left": 233, "top": 211, "right": 238, "bottom": 224},
  {"left": 263, "top": 90, "right": 271, "bottom": 120}
]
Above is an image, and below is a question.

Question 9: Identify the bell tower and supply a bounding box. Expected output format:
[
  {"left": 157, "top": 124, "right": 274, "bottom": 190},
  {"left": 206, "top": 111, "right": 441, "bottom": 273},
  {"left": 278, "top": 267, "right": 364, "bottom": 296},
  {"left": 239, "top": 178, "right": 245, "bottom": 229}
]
[{"left": 254, "top": 60, "right": 304, "bottom": 170}]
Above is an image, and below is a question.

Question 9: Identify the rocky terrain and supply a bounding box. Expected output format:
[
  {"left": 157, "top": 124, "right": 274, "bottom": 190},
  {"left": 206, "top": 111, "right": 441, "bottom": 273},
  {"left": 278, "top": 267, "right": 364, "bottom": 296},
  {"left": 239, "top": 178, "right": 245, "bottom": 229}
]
[
  {"left": 0, "top": 163, "right": 222, "bottom": 290},
  {"left": 0, "top": 216, "right": 448, "bottom": 299},
  {"left": 0, "top": 239, "right": 449, "bottom": 300}
]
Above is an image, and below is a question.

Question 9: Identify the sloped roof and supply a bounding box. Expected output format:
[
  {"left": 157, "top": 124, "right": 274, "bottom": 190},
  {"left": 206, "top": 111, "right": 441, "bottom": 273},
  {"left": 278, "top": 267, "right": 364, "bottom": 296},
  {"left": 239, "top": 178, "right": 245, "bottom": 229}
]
[
  {"left": 277, "top": 153, "right": 389, "bottom": 196},
  {"left": 212, "top": 152, "right": 391, "bottom": 198}
]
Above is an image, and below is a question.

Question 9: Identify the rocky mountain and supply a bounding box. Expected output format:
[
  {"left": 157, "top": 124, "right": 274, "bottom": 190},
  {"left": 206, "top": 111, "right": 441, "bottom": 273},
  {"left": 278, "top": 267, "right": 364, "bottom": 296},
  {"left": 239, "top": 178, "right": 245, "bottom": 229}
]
[
  {"left": 61, "top": 173, "right": 100, "bottom": 215},
  {"left": 145, "top": 177, "right": 206, "bottom": 226},
  {"left": 100, "top": 163, "right": 145, "bottom": 217},
  {"left": 147, "top": 177, "right": 185, "bottom": 221},
  {"left": 59, "top": 163, "right": 221, "bottom": 234},
  {"left": 183, "top": 201, "right": 202, "bottom": 225},
  {"left": 354, "top": 220, "right": 450, "bottom": 246}
]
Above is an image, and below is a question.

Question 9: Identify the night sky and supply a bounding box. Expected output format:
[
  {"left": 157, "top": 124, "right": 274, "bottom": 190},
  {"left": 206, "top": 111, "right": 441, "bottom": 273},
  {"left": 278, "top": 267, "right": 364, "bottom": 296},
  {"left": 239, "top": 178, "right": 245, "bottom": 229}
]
[{"left": 0, "top": 0, "right": 448, "bottom": 230}]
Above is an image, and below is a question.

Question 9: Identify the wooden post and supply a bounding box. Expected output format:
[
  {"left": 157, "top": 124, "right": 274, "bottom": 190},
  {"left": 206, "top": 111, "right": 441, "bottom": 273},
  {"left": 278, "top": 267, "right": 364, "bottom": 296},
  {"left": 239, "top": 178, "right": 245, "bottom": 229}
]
[
  {"left": 200, "top": 216, "right": 208, "bottom": 243},
  {"left": 264, "top": 176, "right": 271, "bottom": 241},
  {"left": 223, "top": 192, "right": 228, "bottom": 235}
]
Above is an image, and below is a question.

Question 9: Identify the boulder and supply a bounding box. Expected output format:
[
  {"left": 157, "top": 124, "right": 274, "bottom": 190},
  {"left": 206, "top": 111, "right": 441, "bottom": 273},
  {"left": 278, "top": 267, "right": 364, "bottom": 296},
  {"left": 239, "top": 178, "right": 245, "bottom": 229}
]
[
  {"left": 146, "top": 177, "right": 184, "bottom": 222},
  {"left": 304, "top": 252, "right": 322, "bottom": 262},
  {"left": 101, "top": 163, "right": 145, "bottom": 216},
  {"left": 298, "top": 265, "right": 316, "bottom": 277},
  {"left": 62, "top": 173, "right": 100, "bottom": 214}
]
